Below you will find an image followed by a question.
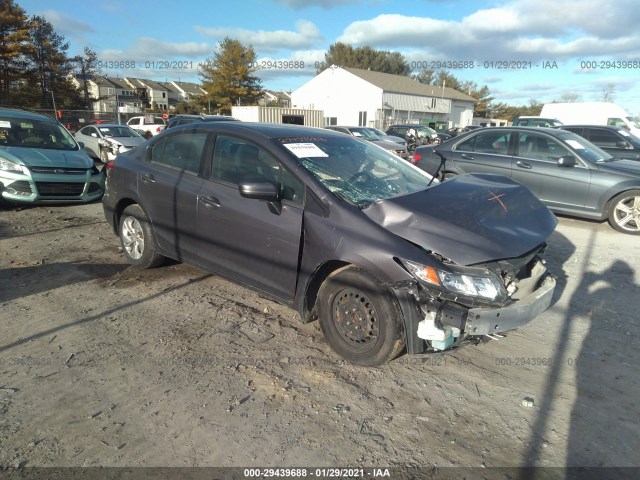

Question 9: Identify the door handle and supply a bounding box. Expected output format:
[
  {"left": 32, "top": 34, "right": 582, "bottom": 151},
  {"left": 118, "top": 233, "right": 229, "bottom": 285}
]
[
  {"left": 198, "top": 195, "right": 221, "bottom": 208},
  {"left": 461, "top": 153, "right": 474, "bottom": 160},
  {"left": 516, "top": 161, "right": 532, "bottom": 169},
  {"left": 140, "top": 173, "right": 156, "bottom": 183}
]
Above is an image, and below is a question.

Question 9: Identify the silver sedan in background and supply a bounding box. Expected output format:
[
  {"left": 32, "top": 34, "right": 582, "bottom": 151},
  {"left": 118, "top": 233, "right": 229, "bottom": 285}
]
[{"left": 75, "top": 124, "right": 146, "bottom": 163}]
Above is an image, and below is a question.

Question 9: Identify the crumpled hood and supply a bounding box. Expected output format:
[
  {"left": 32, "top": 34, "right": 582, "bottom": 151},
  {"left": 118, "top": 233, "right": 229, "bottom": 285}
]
[
  {"left": 363, "top": 173, "right": 558, "bottom": 265},
  {"left": 108, "top": 137, "right": 145, "bottom": 149},
  {"left": 0, "top": 146, "right": 92, "bottom": 168}
]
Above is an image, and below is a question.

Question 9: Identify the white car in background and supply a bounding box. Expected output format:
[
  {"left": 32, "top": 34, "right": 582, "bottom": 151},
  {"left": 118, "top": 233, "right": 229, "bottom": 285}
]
[{"left": 126, "top": 115, "right": 166, "bottom": 138}]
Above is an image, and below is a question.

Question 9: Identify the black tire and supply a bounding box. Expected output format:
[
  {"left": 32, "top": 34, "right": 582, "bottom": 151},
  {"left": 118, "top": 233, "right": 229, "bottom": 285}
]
[
  {"left": 99, "top": 148, "right": 110, "bottom": 163},
  {"left": 118, "top": 205, "right": 165, "bottom": 268},
  {"left": 607, "top": 190, "right": 640, "bottom": 235},
  {"left": 317, "top": 266, "right": 405, "bottom": 366}
]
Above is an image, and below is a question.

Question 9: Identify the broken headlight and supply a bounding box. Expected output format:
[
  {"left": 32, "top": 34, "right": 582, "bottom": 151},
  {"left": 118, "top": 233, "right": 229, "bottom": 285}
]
[{"left": 400, "top": 259, "right": 508, "bottom": 302}]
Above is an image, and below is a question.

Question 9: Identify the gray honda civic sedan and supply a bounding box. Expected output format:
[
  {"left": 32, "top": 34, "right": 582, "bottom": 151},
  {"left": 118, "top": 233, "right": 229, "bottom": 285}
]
[
  {"left": 103, "top": 123, "right": 557, "bottom": 365},
  {"left": 412, "top": 126, "right": 640, "bottom": 235}
]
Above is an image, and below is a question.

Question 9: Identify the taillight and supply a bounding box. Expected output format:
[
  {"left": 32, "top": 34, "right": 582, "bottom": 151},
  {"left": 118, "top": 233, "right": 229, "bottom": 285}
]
[
  {"left": 105, "top": 159, "right": 115, "bottom": 176},
  {"left": 411, "top": 153, "right": 421, "bottom": 165},
  {"left": 156, "top": 126, "right": 161, "bottom": 132}
]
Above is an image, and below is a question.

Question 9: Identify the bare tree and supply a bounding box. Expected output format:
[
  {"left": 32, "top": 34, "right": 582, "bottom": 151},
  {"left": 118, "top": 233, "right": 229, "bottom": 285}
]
[
  {"left": 601, "top": 83, "right": 616, "bottom": 103},
  {"left": 560, "top": 92, "right": 582, "bottom": 103}
]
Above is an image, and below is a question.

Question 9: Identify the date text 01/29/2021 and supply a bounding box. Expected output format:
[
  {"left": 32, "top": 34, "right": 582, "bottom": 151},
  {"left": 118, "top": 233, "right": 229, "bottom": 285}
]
[{"left": 243, "top": 468, "right": 391, "bottom": 478}]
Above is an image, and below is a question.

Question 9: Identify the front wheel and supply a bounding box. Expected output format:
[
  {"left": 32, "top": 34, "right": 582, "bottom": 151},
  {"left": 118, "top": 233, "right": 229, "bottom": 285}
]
[
  {"left": 607, "top": 190, "right": 640, "bottom": 235},
  {"left": 317, "top": 266, "right": 405, "bottom": 366},
  {"left": 119, "top": 205, "right": 165, "bottom": 268}
]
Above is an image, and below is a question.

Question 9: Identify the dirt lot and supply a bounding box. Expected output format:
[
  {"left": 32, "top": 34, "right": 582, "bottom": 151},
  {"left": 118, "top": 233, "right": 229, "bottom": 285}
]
[{"left": 1, "top": 198, "right": 639, "bottom": 476}]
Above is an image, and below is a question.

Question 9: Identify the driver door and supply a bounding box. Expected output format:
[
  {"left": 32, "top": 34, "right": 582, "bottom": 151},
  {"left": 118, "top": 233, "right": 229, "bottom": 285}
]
[{"left": 195, "top": 135, "right": 305, "bottom": 301}]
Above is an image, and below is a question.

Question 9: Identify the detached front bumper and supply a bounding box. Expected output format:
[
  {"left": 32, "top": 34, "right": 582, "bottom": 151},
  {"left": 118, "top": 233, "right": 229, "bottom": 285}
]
[
  {"left": 465, "top": 275, "right": 555, "bottom": 336},
  {"left": 393, "top": 260, "right": 556, "bottom": 354}
]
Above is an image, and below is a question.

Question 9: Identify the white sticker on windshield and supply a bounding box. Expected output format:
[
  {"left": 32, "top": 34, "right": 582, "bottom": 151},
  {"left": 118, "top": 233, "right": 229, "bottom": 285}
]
[
  {"left": 352, "top": 132, "right": 362, "bottom": 137},
  {"left": 565, "top": 139, "right": 585, "bottom": 149},
  {"left": 0, "top": 121, "right": 11, "bottom": 128},
  {"left": 99, "top": 128, "right": 111, "bottom": 132},
  {"left": 283, "top": 143, "right": 328, "bottom": 158}
]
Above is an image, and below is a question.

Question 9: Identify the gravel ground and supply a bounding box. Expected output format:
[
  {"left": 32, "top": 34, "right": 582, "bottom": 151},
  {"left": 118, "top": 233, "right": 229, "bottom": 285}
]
[{"left": 1, "top": 200, "right": 639, "bottom": 478}]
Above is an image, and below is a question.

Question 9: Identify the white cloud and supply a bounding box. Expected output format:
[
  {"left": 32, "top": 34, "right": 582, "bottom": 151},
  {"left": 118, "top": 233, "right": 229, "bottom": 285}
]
[
  {"left": 38, "top": 10, "right": 94, "bottom": 43},
  {"left": 194, "top": 20, "right": 323, "bottom": 53},
  {"left": 337, "top": 0, "right": 640, "bottom": 63},
  {"left": 100, "top": 38, "right": 213, "bottom": 62}
]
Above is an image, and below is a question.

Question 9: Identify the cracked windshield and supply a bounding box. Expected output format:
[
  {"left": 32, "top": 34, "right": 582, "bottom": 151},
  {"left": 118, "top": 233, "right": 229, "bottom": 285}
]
[{"left": 279, "top": 136, "right": 435, "bottom": 208}]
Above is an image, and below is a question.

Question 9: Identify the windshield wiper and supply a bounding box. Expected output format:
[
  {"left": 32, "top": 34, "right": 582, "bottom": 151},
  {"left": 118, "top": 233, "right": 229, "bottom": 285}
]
[{"left": 427, "top": 150, "right": 447, "bottom": 187}]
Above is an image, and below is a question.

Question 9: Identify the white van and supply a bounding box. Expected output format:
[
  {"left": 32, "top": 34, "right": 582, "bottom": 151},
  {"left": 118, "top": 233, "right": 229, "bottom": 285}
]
[{"left": 540, "top": 102, "right": 640, "bottom": 137}]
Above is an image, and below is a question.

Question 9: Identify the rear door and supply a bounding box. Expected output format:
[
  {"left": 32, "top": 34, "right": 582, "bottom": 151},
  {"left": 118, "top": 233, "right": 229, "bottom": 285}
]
[
  {"left": 137, "top": 130, "right": 210, "bottom": 261},
  {"left": 194, "top": 134, "right": 305, "bottom": 301},
  {"left": 511, "top": 131, "right": 592, "bottom": 209},
  {"left": 450, "top": 130, "right": 513, "bottom": 177}
]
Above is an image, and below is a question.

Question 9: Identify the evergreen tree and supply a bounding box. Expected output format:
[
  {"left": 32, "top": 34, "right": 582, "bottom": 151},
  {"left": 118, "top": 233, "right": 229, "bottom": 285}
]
[
  {"left": 0, "top": 0, "right": 30, "bottom": 104},
  {"left": 199, "top": 37, "right": 263, "bottom": 114},
  {"left": 318, "top": 42, "right": 410, "bottom": 75}
]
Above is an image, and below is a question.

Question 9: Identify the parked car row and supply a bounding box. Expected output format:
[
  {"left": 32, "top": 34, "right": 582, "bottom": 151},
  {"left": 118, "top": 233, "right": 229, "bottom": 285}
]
[{"left": 412, "top": 126, "right": 640, "bottom": 235}]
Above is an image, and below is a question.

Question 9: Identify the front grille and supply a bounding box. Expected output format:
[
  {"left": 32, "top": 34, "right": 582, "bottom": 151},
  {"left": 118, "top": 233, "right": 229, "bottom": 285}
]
[
  {"left": 30, "top": 167, "right": 88, "bottom": 175},
  {"left": 35, "top": 182, "right": 84, "bottom": 196}
]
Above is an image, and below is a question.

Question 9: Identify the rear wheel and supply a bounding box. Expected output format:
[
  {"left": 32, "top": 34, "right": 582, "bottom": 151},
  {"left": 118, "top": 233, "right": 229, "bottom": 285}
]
[
  {"left": 119, "top": 205, "right": 165, "bottom": 268},
  {"left": 608, "top": 190, "right": 640, "bottom": 235},
  {"left": 317, "top": 266, "right": 405, "bottom": 366}
]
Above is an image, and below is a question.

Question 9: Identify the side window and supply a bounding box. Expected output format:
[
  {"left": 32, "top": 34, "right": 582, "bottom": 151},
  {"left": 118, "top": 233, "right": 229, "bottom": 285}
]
[
  {"left": 518, "top": 133, "right": 570, "bottom": 161},
  {"left": 149, "top": 132, "right": 207, "bottom": 174},
  {"left": 607, "top": 118, "right": 626, "bottom": 128},
  {"left": 457, "top": 132, "right": 511, "bottom": 154},
  {"left": 211, "top": 135, "right": 303, "bottom": 204},
  {"left": 587, "top": 129, "right": 622, "bottom": 148}
]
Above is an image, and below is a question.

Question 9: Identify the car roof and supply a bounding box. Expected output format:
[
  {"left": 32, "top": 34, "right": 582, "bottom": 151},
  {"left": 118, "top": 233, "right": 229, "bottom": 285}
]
[
  {"left": 0, "top": 108, "right": 58, "bottom": 123},
  {"left": 80, "top": 123, "right": 130, "bottom": 129},
  {"left": 558, "top": 124, "right": 626, "bottom": 130},
  {"left": 170, "top": 121, "right": 342, "bottom": 139}
]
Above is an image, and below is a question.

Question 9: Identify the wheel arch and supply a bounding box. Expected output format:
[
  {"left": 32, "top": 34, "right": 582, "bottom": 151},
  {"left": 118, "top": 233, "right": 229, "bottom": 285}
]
[{"left": 299, "top": 260, "right": 351, "bottom": 323}]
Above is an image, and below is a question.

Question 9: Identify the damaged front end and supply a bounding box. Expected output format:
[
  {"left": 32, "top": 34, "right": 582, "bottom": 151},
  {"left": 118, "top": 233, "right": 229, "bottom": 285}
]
[
  {"left": 394, "top": 247, "right": 555, "bottom": 353},
  {"left": 363, "top": 173, "right": 558, "bottom": 354}
]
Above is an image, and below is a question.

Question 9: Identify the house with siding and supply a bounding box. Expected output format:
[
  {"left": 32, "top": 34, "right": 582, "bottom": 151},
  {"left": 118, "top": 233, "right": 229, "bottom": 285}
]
[{"left": 291, "top": 66, "right": 475, "bottom": 130}]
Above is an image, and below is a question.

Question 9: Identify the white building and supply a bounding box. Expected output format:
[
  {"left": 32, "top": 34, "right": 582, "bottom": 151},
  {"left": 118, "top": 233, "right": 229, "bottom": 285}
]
[{"left": 291, "top": 66, "right": 475, "bottom": 130}]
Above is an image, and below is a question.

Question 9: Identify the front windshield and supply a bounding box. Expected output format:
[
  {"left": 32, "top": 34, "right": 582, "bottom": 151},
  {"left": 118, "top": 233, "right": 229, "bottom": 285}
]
[
  {"left": 99, "top": 126, "right": 141, "bottom": 138},
  {"left": 277, "top": 135, "right": 436, "bottom": 208},
  {"left": 626, "top": 117, "right": 640, "bottom": 129},
  {"left": 556, "top": 131, "right": 613, "bottom": 162},
  {"left": 0, "top": 117, "right": 78, "bottom": 150}
]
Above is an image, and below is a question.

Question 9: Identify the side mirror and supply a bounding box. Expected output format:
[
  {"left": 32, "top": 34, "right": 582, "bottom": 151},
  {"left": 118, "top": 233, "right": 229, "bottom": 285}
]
[
  {"left": 239, "top": 179, "right": 279, "bottom": 202},
  {"left": 616, "top": 140, "right": 631, "bottom": 149},
  {"left": 557, "top": 155, "right": 577, "bottom": 167}
]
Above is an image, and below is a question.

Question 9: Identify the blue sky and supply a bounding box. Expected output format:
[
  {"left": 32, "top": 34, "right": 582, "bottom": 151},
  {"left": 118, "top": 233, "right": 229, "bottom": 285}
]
[{"left": 17, "top": 0, "right": 640, "bottom": 116}]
